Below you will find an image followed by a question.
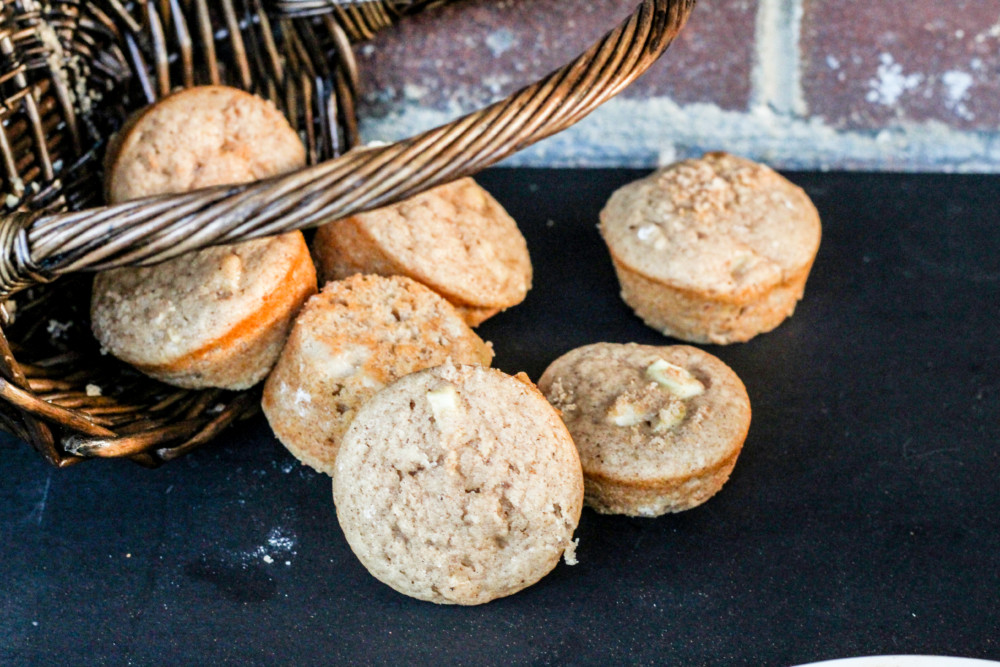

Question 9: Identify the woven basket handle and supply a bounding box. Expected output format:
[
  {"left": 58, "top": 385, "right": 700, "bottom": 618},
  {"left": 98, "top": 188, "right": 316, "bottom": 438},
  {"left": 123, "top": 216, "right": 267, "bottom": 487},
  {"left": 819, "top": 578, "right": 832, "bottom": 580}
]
[{"left": 0, "top": 0, "right": 695, "bottom": 299}]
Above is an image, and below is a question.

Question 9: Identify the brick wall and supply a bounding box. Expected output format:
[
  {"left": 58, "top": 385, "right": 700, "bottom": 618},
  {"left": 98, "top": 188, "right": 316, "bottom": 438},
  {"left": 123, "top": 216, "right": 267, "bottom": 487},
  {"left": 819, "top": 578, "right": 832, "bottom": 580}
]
[{"left": 355, "top": 0, "right": 1000, "bottom": 172}]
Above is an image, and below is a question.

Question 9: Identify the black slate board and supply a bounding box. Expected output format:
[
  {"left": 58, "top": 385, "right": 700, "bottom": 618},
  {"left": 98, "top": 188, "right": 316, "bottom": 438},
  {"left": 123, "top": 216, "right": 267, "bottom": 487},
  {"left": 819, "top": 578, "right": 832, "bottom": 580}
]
[{"left": 2, "top": 169, "right": 999, "bottom": 665}]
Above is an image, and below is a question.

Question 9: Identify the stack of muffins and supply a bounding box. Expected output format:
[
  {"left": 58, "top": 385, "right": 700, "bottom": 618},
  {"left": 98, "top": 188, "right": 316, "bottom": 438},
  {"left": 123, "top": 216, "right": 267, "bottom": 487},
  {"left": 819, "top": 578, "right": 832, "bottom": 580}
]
[{"left": 92, "top": 87, "right": 820, "bottom": 605}]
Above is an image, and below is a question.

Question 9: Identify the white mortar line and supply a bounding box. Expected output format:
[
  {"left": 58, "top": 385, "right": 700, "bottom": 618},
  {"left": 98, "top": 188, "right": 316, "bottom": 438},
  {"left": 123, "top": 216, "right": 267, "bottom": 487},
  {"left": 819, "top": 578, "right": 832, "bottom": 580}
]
[
  {"left": 360, "top": 97, "right": 1000, "bottom": 173},
  {"left": 750, "top": 0, "right": 806, "bottom": 117}
]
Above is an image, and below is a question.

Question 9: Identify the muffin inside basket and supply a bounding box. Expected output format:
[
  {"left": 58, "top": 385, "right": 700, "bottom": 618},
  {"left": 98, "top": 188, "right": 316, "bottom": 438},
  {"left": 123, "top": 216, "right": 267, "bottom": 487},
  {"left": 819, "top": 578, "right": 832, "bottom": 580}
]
[{"left": 0, "top": 0, "right": 696, "bottom": 467}]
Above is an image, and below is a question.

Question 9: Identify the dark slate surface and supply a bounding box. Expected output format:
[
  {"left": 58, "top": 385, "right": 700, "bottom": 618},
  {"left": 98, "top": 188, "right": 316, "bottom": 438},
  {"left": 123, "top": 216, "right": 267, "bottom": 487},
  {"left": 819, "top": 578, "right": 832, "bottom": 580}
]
[{"left": 2, "top": 169, "right": 999, "bottom": 666}]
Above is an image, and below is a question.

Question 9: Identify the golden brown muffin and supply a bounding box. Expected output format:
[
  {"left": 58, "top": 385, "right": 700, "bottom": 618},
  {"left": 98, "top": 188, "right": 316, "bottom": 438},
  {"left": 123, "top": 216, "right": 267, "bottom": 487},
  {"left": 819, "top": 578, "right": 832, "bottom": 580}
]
[
  {"left": 538, "top": 342, "right": 751, "bottom": 516},
  {"left": 106, "top": 85, "right": 306, "bottom": 202},
  {"left": 599, "top": 152, "right": 821, "bottom": 344},
  {"left": 262, "top": 274, "right": 494, "bottom": 474},
  {"left": 333, "top": 363, "right": 583, "bottom": 605},
  {"left": 92, "top": 233, "right": 316, "bottom": 389},
  {"left": 312, "top": 177, "right": 532, "bottom": 326}
]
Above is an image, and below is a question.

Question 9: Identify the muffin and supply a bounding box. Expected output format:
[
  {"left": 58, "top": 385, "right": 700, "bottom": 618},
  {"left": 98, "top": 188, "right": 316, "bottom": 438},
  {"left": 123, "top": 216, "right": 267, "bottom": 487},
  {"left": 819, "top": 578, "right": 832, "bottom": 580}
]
[
  {"left": 538, "top": 342, "right": 751, "bottom": 516},
  {"left": 92, "top": 233, "right": 316, "bottom": 390},
  {"left": 599, "top": 152, "right": 821, "bottom": 344},
  {"left": 106, "top": 85, "right": 306, "bottom": 203},
  {"left": 333, "top": 363, "right": 583, "bottom": 605},
  {"left": 262, "top": 274, "right": 494, "bottom": 474},
  {"left": 92, "top": 85, "right": 316, "bottom": 390},
  {"left": 312, "top": 177, "right": 532, "bottom": 326}
]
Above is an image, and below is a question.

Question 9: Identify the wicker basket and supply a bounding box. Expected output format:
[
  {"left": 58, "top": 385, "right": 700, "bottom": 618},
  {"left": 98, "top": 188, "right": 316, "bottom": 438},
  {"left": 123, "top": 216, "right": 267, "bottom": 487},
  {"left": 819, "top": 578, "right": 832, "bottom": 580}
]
[{"left": 0, "top": 0, "right": 695, "bottom": 467}]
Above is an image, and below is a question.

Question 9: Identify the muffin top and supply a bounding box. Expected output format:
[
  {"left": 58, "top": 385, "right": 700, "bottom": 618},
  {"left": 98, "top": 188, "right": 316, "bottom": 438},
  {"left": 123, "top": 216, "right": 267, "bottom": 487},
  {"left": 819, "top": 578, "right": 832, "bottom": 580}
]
[
  {"left": 262, "top": 274, "right": 494, "bottom": 474},
  {"left": 91, "top": 232, "right": 312, "bottom": 369},
  {"left": 538, "top": 342, "right": 750, "bottom": 484},
  {"left": 333, "top": 363, "right": 582, "bottom": 605},
  {"left": 107, "top": 85, "right": 306, "bottom": 203},
  {"left": 599, "top": 152, "right": 821, "bottom": 298},
  {"left": 315, "top": 177, "right": 532, "bottom": 311}
]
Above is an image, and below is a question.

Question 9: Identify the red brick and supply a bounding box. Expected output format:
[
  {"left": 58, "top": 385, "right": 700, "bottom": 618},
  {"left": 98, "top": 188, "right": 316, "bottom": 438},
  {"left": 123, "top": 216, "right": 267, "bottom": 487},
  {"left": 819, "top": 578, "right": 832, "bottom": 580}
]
[
  {"left": 801, "top": 0, "right": 1000, "bottom": 130},
  {"left": 354, "top": 0, "right": 755, "bottom": 119},
  {"left": 638, "top": 0, "right": 756, "bottom": 105}
]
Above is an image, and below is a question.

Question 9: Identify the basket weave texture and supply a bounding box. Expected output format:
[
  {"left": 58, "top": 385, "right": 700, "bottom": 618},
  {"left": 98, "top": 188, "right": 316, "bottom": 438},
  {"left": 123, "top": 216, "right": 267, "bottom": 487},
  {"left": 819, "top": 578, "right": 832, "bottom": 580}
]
[{"left": 0, "top": 0, "right": 695, "bottom": 467}]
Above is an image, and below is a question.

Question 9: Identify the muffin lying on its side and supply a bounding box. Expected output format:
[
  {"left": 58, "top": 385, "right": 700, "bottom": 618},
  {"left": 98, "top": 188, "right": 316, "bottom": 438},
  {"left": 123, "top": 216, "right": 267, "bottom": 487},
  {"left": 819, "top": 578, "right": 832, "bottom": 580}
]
[
  {"left": 262, "top": 274, "right": 494, "bottom": 474},
  {"left": 538, "top": 342, "right": 751, "bottom": 517},
  {"left": 312, "top": 177, "right": 532, "bottom": 326},
  {"left": 92, "top": 85, "right": 316, "bottom": 390},
  {"left": 333, "top": 363, "right": 583, "bottom": 605},
  {"left": 600, "top": 152, "right": 821, "bottom": 344}
]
